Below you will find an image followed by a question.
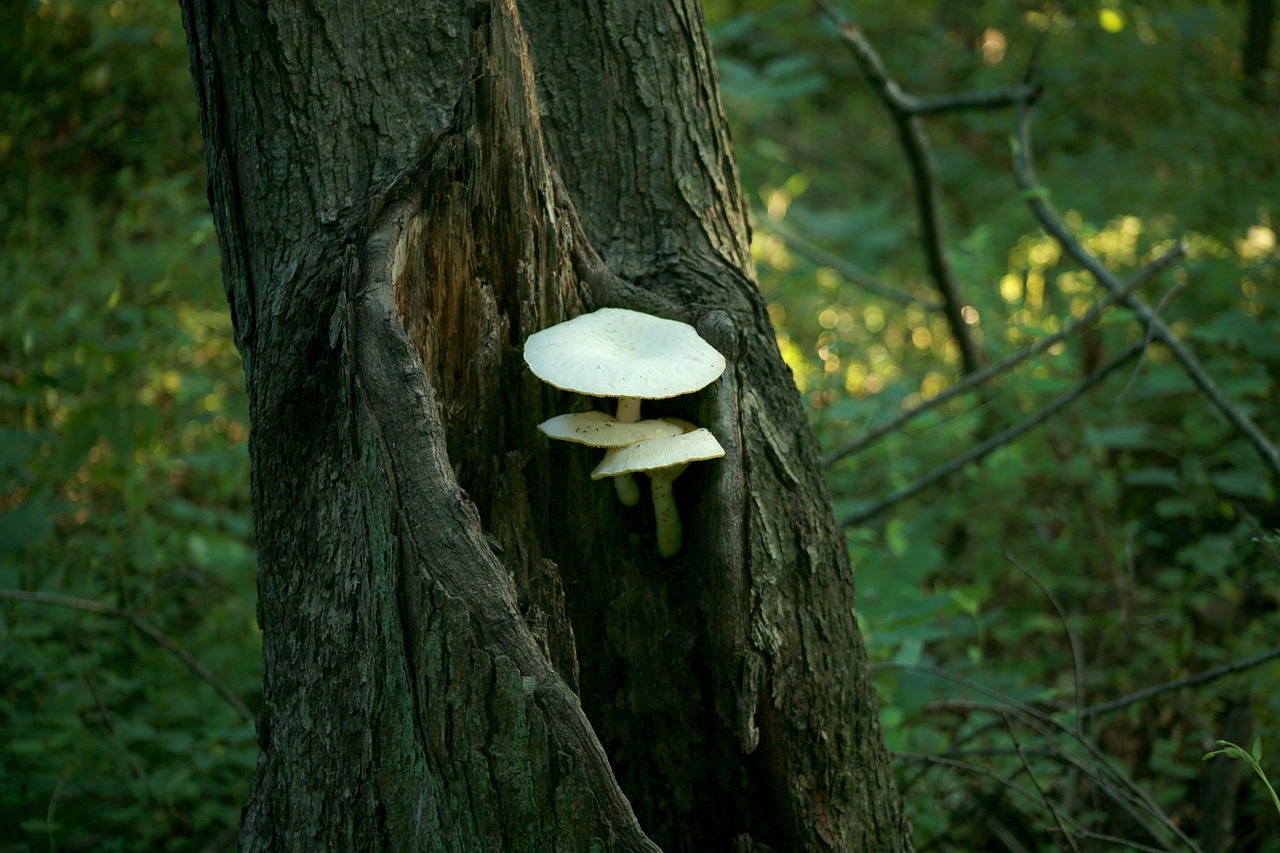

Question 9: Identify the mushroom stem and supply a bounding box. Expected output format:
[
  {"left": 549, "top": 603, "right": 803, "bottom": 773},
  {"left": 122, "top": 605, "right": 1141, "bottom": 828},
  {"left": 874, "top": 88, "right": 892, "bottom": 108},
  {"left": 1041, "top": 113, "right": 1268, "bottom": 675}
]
[
  {"left": 613, "top": 397, "right": 643, "bottom": 506},
  {"left": 614, "top": 474, "right": 641, "bottom": 507},
  {"left": 615, "top": 397, "right": 642, "bottom": 424},
  {"left": 649, "top": 464, "right": 688, "bottom": 557}
]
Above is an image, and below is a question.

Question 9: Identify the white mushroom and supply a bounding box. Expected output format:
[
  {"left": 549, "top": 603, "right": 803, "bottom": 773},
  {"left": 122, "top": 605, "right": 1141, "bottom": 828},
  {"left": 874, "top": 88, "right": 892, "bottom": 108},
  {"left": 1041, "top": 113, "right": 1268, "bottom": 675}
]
[
  {"left": 538, "top": 411, "right": 685, "bottom": 447},
  {"left": 524, "top": 307, "right": 726, "bottom": 505},
  {"left": 591, "top": 425, "right": 725, "bottom": 557}
]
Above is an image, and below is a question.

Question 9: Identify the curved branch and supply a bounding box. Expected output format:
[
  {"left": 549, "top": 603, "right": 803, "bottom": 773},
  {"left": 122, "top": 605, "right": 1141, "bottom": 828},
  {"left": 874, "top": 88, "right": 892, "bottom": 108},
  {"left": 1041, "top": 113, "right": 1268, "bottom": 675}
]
[
  {"left": 0, "top": 588, "right": 254, "bottom": 724},
  {"left": 892, "top": 750, "right": 1047, "bottom": 821},
  {"left": 1011, "top": 101, "right": 1280, "bottom": 482},
  {"left": 816, "top": 0, "right": 983, "bottom": 375},
  {"left": 878, "top": 663, "right": 1199, "bottom": 850},
  {"left": 1080, "top": 647, "right": 1280, "bottom": 720},
  {"left": 1005, "top": 555, "right": 1085, "bottom": 737},
  {"left": 840, "top": 339, "right": 1147, "bottom": 528},
  {"left": 904, "top": 85, "right": 1040, "bottom": 117},
  {"left": 822, "top": 241, "right": 1185, "bottom": 468},
  {"left": 1003, "top": 714, "right": 1080, "bottom": 853}
]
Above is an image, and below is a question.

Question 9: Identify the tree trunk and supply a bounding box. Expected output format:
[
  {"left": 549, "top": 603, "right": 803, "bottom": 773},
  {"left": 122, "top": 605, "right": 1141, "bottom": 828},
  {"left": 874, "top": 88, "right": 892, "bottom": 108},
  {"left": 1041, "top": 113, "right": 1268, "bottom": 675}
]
[{"left": 180, "top": 1, "right": 910, "bottom": 850}]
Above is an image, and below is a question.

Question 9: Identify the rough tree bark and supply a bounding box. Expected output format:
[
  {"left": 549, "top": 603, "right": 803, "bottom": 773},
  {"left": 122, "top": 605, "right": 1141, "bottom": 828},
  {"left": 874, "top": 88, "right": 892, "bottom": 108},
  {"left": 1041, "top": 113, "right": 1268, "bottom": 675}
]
[{"left": 181, "top": 1, "right": 910, "bottom": 850}]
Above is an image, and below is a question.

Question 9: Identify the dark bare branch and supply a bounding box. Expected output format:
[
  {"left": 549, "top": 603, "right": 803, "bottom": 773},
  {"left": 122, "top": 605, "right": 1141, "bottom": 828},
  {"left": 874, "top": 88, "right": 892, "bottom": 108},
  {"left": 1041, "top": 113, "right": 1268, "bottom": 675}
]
[
  {"left": 904, "top": 85, "right": 1040, "bottom": 117},
  {"left": 893, "top": 750, "right": 1046, "bottom": 814},
  {"left": 880, "top": 663, "right": 1200, "bottom": 850},
  {"left": 816, "top": 0, "right": 983, "bottom": 375},
  {"left": 1011, "top": 101, "right": 1280, "bottom": 481},
  {"left": 840, "top": 340, "right": 1146, "bottom": 528},
  {"left": 822, "top": 241, "right": 1185, "bottom": 468},
  {"left": 1005, "top": 555, "right": 1085, "bottom": 737},
  {"left": 1080, "top": 647, "right": 1280, "bottom": 720},
  {"left": 896, "top": 749, "right": 1174, "bottom": 852},
  {"left": 1003, "top": 714, "right": 1080, "bottom": 853}
]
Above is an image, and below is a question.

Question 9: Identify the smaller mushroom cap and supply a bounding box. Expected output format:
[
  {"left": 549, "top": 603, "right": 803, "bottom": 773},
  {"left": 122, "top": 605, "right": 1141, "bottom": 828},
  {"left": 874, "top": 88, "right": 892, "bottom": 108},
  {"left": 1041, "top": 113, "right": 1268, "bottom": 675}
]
[
  {"left": 524, "top": 307, "right": 726, "bottom": 400},
  {"left": 538, "top": 411, "right": 685, "bottom": 448},
  {"left": 591, "top": 427, "right": 725, "bottom": 479}
]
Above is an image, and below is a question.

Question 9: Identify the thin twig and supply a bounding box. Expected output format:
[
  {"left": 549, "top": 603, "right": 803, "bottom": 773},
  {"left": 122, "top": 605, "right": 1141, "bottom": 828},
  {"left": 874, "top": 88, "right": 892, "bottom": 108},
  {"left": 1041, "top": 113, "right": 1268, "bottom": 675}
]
[
  {"left": 1011, "top": 101, "right": 1280, "bottom": 481},
  {"left": 893, "top": 749, "right": 1049, "bottom": 814},
  {"left": 1011, "top": 706, "right": 1202, "bottom": 852},
  {"left": 755, "top": 215, "right": 939, "bottom": 309},
  {"left": 1003, "top": 713, "right": 1080, "bottom": 853},
  {"left": 1116, "top": 281, "right": 1186, "bottom": 400},
  {"left": 1057, "top": 831, "right": 1171, "bottom": 853},
  {"left": 1080, "top": 646, "right": 1280, "bottom": 720},
  {"left": 878, "top": 663, "right": 1200, "bottom": 849},
  {"left": 66, "top": 631, "right": 153, "bottom": 787},
  {"left": 0, "top": 589, "right": 254, "bottom": 724},
  {"left": 840, "top": 340, "right": 1146, "bottom": 527},
  {"left": 822, "top": 241, "right": 1185, "bottom": 467},
  {"left": 817, "top": 0, "right": 983, "bottom": 375},
  {"left": 881, "top": 664, "right": 1132, "bottom": 799},
  {"left": 897, "top": 701, "right": 1174, "bottom": 848},
  {"left": 928, "top": 698, "right": 1199, "bottom": 851},
  {"left": 1006, "top": 554, "right": 1086, "bottom": 737},
  {"left": 1241, "top": 508, "right": 1280, "bottom": 570},
  {"left": 897, "top": 750, "right": 1170, "bottom": 852}
]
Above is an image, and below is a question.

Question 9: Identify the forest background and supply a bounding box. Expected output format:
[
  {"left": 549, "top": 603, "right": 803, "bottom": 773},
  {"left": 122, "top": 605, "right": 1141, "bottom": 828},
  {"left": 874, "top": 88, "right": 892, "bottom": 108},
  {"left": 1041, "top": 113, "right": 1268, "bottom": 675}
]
[{"left": 1, "top": 0, "right": 1277, "bottom": 850}]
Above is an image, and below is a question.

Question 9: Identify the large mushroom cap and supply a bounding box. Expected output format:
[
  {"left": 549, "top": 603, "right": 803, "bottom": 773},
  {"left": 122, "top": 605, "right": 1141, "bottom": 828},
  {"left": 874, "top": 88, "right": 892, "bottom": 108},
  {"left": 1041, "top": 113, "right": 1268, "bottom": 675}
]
[
  {"left": 523, "top": 307, "right": 726, "bottom": 400},
  {"left": 591, "top": 427, "right": 726, "bottom": 479}
]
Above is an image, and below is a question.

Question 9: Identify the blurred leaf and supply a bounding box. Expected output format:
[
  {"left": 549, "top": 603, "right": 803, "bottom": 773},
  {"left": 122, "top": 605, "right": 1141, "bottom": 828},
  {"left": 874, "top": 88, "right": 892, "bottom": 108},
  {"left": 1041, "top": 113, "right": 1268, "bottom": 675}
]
[
  {"left": 1176, "top": 534, "right": 1238, "bottom": 577},
  {"left": 1123, "top": 468, "right": 1182, "bottom": 490},
  {"left": 1085, "top": 422, "right": 1156, "bottom": 451},
  {"left": 0, "top": 497, "right": 58, "bottom": 554},
  {"left": 1210, "top": 468, "right": 1272, "bottom": 500}
]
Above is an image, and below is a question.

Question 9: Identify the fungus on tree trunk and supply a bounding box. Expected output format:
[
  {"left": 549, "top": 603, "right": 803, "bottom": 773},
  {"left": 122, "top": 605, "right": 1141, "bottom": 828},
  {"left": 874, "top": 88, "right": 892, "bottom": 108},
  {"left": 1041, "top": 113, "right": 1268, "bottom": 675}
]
[{"left": 523, "top": 307, "right": 726, "bottom": 507}]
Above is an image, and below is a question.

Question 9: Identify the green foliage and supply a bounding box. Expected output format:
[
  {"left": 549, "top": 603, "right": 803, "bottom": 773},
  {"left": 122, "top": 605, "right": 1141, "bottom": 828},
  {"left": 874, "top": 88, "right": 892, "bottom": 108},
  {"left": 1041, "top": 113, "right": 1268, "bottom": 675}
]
[
  {"left": 1205, "top": 738, "right": 1280, "bottom": 817},
  {"left": 709, "top": 0, "right": 1280, "bottom": 848},
  {"left": 6, "top": 0, "right": 1280, "bottom": 849},
  {"left": 1, "top": 1, "right": 257, "bottom": 850}
]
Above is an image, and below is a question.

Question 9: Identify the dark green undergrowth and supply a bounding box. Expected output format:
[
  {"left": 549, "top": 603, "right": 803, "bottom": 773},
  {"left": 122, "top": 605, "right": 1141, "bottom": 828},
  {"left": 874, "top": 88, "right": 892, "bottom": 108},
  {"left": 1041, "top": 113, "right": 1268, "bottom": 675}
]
[
  {"left": 3, "top": 0, "right": 1278, "bottom": 850},
  {"left": 707, "top": 0, "right": 1280, "bottom": 848},
  {"left": 1, "top": 1, "right": 257, "bottom": 850}
]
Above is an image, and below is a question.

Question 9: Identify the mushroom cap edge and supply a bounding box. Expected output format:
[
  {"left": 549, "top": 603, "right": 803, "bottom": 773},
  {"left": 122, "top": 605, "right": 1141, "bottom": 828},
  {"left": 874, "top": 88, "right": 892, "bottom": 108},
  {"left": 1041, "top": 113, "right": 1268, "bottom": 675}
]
[
  {"left": 538, "top": 411, "right": 686, "bottom": 448},
  {"left": 524, "top": 307, "right": 727, "bottom": 399},
  {"left": 590, "top": 427, "right": 726, "bottom": 479}
]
